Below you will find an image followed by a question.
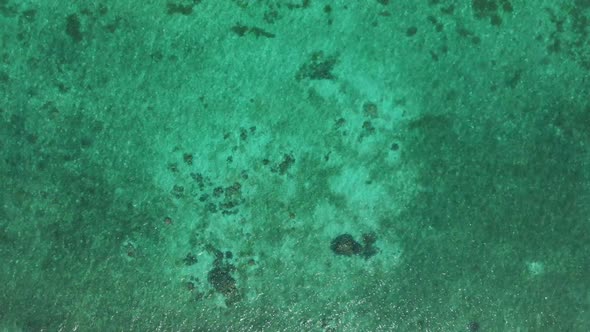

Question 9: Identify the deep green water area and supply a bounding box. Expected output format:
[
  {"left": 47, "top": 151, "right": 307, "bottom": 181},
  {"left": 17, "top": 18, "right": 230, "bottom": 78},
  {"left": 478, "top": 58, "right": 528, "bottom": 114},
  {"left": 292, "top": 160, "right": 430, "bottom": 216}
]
[{"left": 1, "top": 1, "right": 589, "bottom": 331}]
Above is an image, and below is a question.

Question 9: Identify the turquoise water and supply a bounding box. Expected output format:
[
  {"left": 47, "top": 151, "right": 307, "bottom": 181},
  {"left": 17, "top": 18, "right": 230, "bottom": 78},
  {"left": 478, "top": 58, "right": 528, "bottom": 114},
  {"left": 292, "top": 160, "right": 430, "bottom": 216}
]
[{"left": 1, "top": 1, "right": 589, "bottom": 331}]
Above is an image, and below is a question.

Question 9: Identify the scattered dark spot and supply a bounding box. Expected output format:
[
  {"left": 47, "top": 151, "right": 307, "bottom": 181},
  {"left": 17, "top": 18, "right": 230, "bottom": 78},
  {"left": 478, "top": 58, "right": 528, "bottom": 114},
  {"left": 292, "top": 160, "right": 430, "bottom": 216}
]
[
  {"left": 362, "top": 121, "right": 375, "bottom": 134},
  {"left": 214, "top": 182, "right": 242, "bottom": 215},
  {"left": 227, "top": 155, "right": 233, "bottom": 163},
  {"left": 97, "top": 4, "right": 109, "bottom": 16},
  {"left": 26, "top": 133, "right": 38, "bottom": 144},
  {"left": 231, "top": 24, "right": 249, "bottom": 36},
  {"left": 0, "top": 71, "right": 9, "bottom": 83},
  {"left": 441, "top": 5, "right": 455, "bottom": 15},
  {"left": 363, "top": 102, "right": 378, "bottom": 118},
  {"left": 250, "top": 26, "right": 275, "bottom": 38},
  {"left": 263, "top": 9, "right": 280, "bottom": 24},
  {"left": 490, "top": 14, "right": 502, "bottom": 26},
  {"left": 286, "top": 0, "right": 311, "bottom": 10},
  {"left": 362, "top": 232, "right": 377, "bottom": 246},
  {"left": 330, "top": 234, "right": 363, "bottom": 256},
  {"left": 213, "top": 186, "right": 224, "bottom": 197},
  {"left": 194, "top": 290, "right": 204, "bottom": 300},
  {"left": 430, "top": 51, "right": 439, "bottom": 61},
  {"left": 472, "top": 0, "right": 497, "bottom": 17},
  {"left": 391, "top": 143, "right": 400, "bottom": 151},
  {"left": 427, "top": 15, "right": 437, "bottom": 24},
  {"left": 262, "top": 158, "right": 271, "bottom": 165},
  {"left": 274, "top": 153, "right": 295, "bottom": 175},
  {"left": 183, "top": 252, "right": 198, "bottom": 266},
  {"left": 80, "top": 137, "right": 92, "bottom": 148},
  {"left": 456, "top": 25, "right": 479, "bottom": 42},
  {"left": 219, "top": 182, "right": 243, "bottom": 215},
  {"left": 186, "top": 281, "right": 195, "bottom": 291},
  {"left": 406, "top": 26, "right": 418, "bottom": 36},
  {"left": 471, "top": 0, "right": 511, "bottom": 26},
  {"left": 231, "top": 24, "right": 275, "bottom": 38},
  {"left": 191, "top": 172, "right": 206, "bottom": 190},
  {"left": 296, "top": 51, "right": 338, "bottom": 81},
  {"left": 0, "top": 0, "right": 18, "bottom": 17},
  {"left": 505, "top": 69, "right": 522, "bottom": 89},
  {"left": 219, "top": 200, "right": 239, "bottom": 210},
  {"left": 198, "top": 194, "right": 209, "bottom": 202},
  {"left": 168, "top": 163, "right": 179, "bottom": 173},
  {"left": 407, "top": 113, "right": 451, "bottom": 132},
  {"left": 208, "top": 266, "right": 239, "bottom": 296},
  {"left": 240, "top": 170, "right": 249, "bottom": 180},
  {"left": 225, "top": 251, "right": 233, "bottom": 259},
  {"left": 207, "top": 261, "right": 241, "bottom": 305},
  {"left": 21, "top": 9, "right": 36, "bottom": 22},
  {"left": 167, "top": 0, "right": 201, "bottom": 16},
  {"left": 104, "top": 18, "right": 121, "bottom": 33},
  {"left": 226, "top": 182, "right": 241, "bottom": 195},
  {"left": 416, "top": 319, "right": 426, "bottom": 329},
  {"left": 55, "top": 81, "right": 69, "bottom": 93},
  {"left": 427, "top": 16, "right": 444, "bottom": 32},
  {"left": 240, "top": 128, "right": 248, "bottom": 141},
  {"left": 172, "top": 185, "right": 185, "bottom": 198},
  {"left": 183, "top": 153, "right": 193, "bottom": 165},
  {"left": 324, "top": 5, "right": 332, "bottom": 13},
  {"left": 467, "top": 321, "right": 480, "bottom": 332},
  {"left": 206, "top": 202, "right": 217, "bottom": 213},
  {"left": 206, "top": 244, "right": 224, "bottom": 264},
  {"left": 65, "top": 13, "right": 83, "bottom": 43},
  {"left": 330, "top": 233, "right": 379, "bottom": 259},
  {"left": 377, "top": 0, "right": 390, "bottom": 5},
  {"left": 150, "top": 51, "right": 164, "bottom": 61},
  {"left": 361, "top": 232, "right": 379, "bottom": 259}
]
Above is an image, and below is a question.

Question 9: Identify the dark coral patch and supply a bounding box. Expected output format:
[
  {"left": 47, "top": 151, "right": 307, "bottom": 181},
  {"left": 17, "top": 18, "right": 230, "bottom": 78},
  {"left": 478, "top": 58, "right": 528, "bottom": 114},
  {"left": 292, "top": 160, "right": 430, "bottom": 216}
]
[
  {"left": 330, "top": 233, "right": 380, "bottom": 259},
  {"left": 330, "top": 234, "right": 363, "bottom": 256},
  {"left": 207, "top": 265, "right": 241, "bottom": 305}
]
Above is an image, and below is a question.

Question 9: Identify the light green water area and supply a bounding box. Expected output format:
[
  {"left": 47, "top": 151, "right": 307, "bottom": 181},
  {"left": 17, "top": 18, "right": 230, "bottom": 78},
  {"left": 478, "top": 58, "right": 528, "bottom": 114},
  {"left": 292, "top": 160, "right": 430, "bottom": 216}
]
[{"left": 1, "top": 1, "right": 589, "bottom": 331}]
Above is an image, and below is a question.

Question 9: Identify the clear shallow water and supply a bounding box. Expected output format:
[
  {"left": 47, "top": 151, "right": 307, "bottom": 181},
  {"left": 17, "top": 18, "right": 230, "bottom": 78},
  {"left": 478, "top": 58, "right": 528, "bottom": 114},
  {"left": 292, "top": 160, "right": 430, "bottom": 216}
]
[{"left": 1, "top": 1, "right": 589, "bottom": 331}]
